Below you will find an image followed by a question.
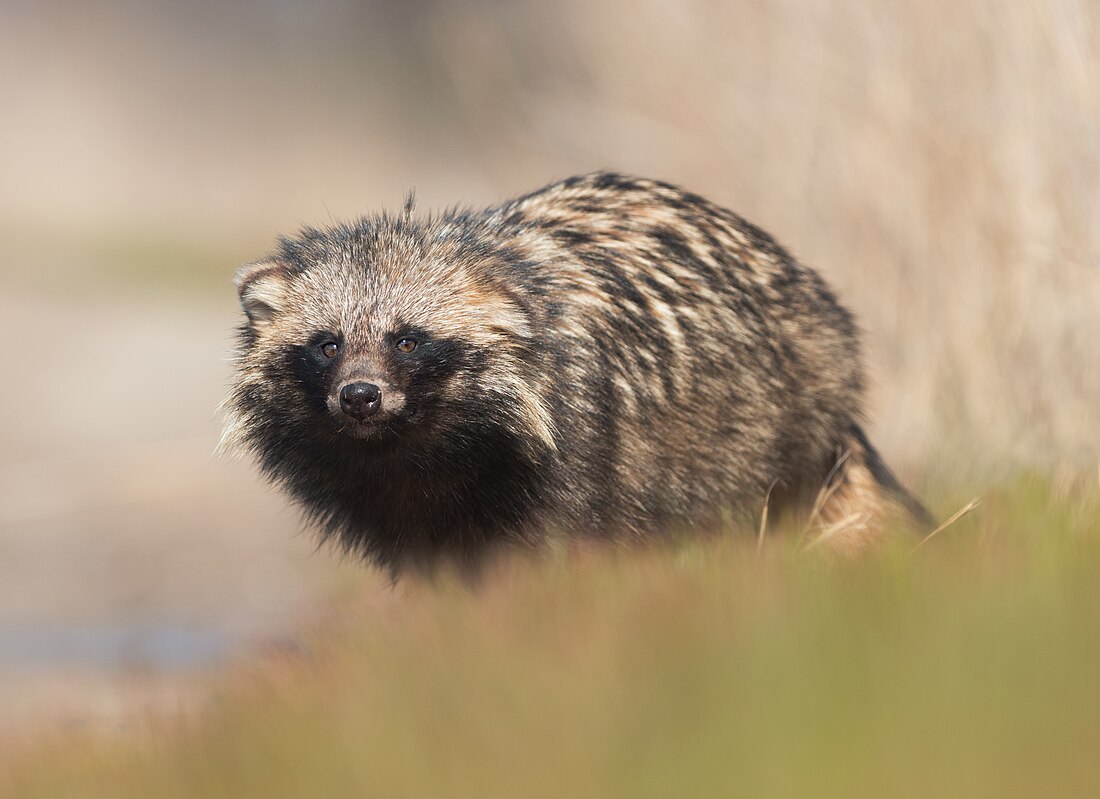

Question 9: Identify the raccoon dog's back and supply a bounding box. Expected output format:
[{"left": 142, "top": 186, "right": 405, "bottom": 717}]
[{"left": 224, "top": 172, "right": 930, "bottom": 571}]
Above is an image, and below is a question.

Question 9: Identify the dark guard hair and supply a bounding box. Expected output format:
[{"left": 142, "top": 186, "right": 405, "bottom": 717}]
[{"left": 223, "top": 172, "right": 932, "bottom": 572}]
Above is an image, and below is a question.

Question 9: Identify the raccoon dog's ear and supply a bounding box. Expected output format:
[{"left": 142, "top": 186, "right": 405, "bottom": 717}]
[{"left": 235, "top": 260, "right": 289, "bottom": 324}]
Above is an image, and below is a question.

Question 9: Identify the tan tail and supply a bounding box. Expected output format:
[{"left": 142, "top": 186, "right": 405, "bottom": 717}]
[{"left": 806, "top": 425, "right": 934, "bottom": 555}]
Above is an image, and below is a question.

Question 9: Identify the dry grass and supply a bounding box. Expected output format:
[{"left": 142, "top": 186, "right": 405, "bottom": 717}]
[
  {"left": 3, "top": 476, "right": 1100, "bottom": 798},
  {"left": 911, "top": 498, "right": 983, "bottom": 552}
]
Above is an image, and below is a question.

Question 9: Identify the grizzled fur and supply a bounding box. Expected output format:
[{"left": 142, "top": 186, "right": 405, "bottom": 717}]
[{"left": 223, "top": 172, "right": 931, "bottom": 571}]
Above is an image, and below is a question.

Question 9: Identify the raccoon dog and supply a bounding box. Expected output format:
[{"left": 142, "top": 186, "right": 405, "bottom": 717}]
[{"left": 223, "top": 172, "right": 931, "bottom": 572}]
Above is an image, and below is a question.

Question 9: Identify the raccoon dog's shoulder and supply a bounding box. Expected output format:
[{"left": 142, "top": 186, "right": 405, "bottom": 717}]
[{"left": 223, "top": 172, "right": 930, "bottom": 572}]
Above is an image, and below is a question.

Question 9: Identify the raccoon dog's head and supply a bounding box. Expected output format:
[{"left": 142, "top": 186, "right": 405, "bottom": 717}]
[{"left": 222, "top": 218, "right": 555, "bottom": 472}]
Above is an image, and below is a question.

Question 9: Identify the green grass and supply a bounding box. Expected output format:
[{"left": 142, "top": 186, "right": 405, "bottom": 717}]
[{"left": 6, "top": 474, "right": 1100, "bottom": 798}]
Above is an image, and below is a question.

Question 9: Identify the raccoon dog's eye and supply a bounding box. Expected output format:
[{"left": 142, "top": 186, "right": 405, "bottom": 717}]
[
  {"left": 321, "top": 341, "right": 339, "bottom": 359},
  {"left": 395, "top": 337, "right": 418, "bottom": 354}
]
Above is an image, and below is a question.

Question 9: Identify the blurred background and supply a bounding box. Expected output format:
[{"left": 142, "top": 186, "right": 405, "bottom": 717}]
[{"left": 1, "top": 0, "right": 1097, "bottom": 733}]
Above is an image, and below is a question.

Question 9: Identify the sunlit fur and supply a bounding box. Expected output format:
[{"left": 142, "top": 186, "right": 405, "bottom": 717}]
[{"left": 223, "top": 172, "right": 931, "bottom": 572}]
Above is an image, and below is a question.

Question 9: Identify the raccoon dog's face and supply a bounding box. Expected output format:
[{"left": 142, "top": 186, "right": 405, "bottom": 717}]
[{"left": 223, "top": 223, "right": 555, "bottom": 462}]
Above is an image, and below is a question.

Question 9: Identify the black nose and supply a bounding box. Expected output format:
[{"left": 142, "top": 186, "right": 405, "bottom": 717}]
[{"left": 339, "top": 382, "right": 382, "bottom": 420}]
